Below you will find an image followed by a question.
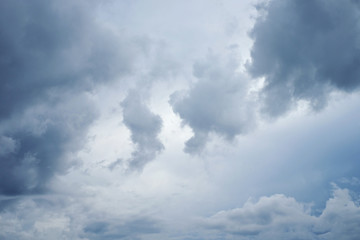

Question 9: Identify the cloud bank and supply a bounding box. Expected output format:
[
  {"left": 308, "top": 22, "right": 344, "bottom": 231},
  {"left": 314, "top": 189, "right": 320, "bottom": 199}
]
[
  {"left": 203, "top": 185, "right": 360, "bottom": 240},
  {"left": 1, "top": 185, "right": 359, "bottom": 240}
]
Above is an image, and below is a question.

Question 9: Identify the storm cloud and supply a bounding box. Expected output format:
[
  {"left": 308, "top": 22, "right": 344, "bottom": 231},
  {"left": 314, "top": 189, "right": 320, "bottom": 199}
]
[
  {"left": 249, "top": 0, "right": 360, "bottom": 117},
  {"left": 0, "top": 0, "right": 133, "bottom": 195}
]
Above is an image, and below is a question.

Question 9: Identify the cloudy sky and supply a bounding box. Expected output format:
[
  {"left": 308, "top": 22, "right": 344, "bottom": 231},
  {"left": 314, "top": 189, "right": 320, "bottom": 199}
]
[{"left": 1, "top": 0, "right": 360, "bottom": 239}]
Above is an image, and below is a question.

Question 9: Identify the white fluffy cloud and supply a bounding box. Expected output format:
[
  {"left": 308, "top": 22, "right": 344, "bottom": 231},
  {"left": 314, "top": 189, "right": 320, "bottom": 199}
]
[{"left": 202, "top": 186, "right": 360, "bottom": 240}]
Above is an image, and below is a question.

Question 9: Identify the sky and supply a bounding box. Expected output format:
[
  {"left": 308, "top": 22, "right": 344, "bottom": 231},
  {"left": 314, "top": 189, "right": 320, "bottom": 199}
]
[{"left": 1, "top": 0, "right": 360, "bottom": 239}]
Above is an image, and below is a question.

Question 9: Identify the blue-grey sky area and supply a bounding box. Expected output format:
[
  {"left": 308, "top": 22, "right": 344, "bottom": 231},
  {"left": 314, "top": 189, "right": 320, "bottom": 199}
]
[{"left": 1, "top": 0, "right": 360, "bottom": 239}]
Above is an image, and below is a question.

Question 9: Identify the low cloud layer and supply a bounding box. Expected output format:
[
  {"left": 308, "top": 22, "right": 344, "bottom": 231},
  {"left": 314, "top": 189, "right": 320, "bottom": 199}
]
[
  {"left": 249, "top": 0, "right": 360, "bottom": 117},
  {"left": 1, "top": 185, "right": 359, "bottom": 239},
  {"left": 120, "top": 91, "right": 164, "bottom": 171},
  {"left": 0, "top": 196, "right": 161, "bottom": 240},
  {"left": 202, "top": 186, "right": 360, "bottom": 240}
]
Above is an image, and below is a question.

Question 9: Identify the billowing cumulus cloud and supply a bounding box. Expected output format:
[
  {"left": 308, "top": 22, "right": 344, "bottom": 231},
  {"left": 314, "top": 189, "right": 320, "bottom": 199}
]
[
  {"left": 202, "top": 186, "right": 360, "bottom": 240},
  {"left": 120, "top": 90, "right": 164, "bottom": 171},
  {"left": 0, "top": 0, "right": 134, "bottom": 195},
  {"left": 249, "top": 0, "right": 360, "bottom": 117},
  {"left": 170, "top": 52, "right": 256, "bottom": 154}
]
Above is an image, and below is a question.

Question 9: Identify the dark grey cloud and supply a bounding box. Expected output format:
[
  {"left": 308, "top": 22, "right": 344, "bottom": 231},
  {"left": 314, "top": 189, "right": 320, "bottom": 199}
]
[
  {"left": 170, "top": 52, "right": 255, "bottom": 154},
  {"left": 0, "top": 94, "right": 97, "bottom": 195},
  {"left": 0, "top": 0, "right": 131, "bottom": 118},
  {"left": 202, "top": 186, "right": 360, "bottom": 240},
  {"left": 120, "top": 90, "right": 164, "bottom": 171},
  {"left": 0, "top": 0, "right": 134, "bottom": 195},
  {"left": 249, "top": 0, "right": 360, "bottom": 117}
]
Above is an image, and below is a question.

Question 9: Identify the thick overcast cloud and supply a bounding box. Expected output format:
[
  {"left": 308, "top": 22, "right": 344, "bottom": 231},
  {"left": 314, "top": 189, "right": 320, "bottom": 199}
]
[
  {"left": 249, "top": 0, "right": 360, "bottom": 117},
  {"left": 1, "top": 0, "right": 360, "bottom": 239}
]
